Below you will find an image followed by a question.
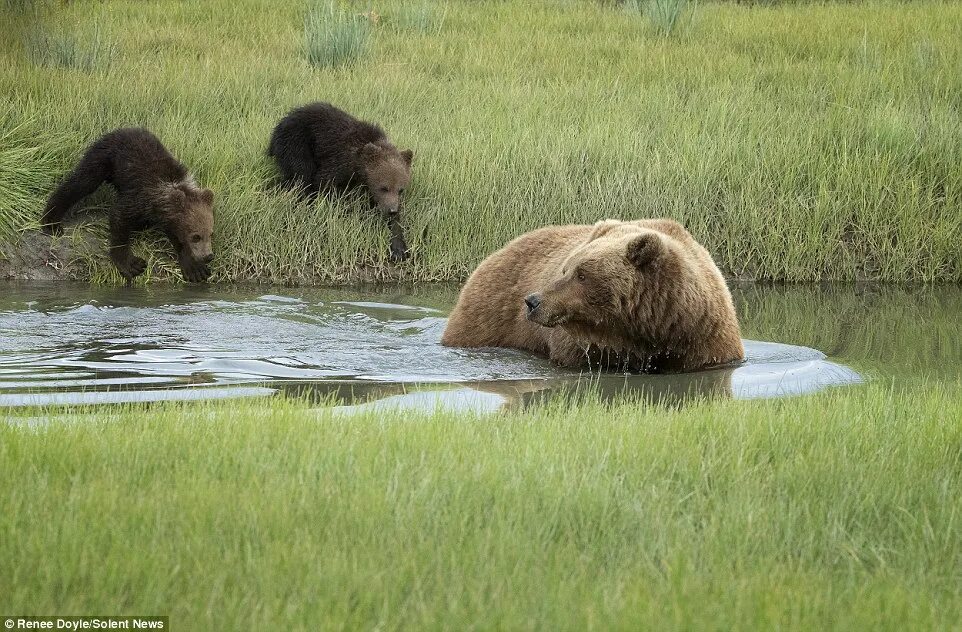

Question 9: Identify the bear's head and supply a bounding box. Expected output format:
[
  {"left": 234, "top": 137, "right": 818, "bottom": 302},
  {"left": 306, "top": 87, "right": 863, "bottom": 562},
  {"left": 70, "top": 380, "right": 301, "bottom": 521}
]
[
  {"left": 523, "top": 220, "right": 705, "bottom": 355},
  {"left": 358, "top": 142, "right": 413, "bottom": 216},
  {"left": 163, "top": 182, "right": 215, "bottom": 282}
]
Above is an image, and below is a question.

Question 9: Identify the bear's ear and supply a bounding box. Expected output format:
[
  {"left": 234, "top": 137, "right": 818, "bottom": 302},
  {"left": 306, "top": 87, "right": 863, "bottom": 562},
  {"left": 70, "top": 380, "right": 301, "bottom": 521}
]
[
  {"left": 400, "top": 149, "right": 414, "bottom": 165},
  {"left": 589, "top": 219, "right": 621, "bottom": 241},
  {"left": 359, "top": 142, "right": 382, "bottom": 163},
  {"left": 626, "top": 233, "right": 663, "bottom": 269},
  {"left": 200, "top": 188, "right": 214, "bottom": 206},
  {"left": 169, "top": 186, "right": 187, "bottom": 205}
]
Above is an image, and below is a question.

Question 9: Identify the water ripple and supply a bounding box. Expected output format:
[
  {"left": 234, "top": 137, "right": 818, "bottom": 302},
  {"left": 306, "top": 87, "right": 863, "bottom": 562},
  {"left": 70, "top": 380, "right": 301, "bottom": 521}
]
[{"left": 0, "top": 284, "right": 863, "bottom": 409}]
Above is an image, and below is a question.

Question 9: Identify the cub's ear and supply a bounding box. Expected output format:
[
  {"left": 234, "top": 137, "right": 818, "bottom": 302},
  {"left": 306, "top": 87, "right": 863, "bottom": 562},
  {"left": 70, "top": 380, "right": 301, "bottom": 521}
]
[
  {"left": 169, "top": 187, "right": 187, "bottom": 205},
  {"left": 359, "top": 142, "right": 382, "bottom": 162},
  {"left": 589, "top": 219, "right": 621, "bottom": 241},
  {"left": 400, "top": 149, "right": 414, "bottom": 165},
  {"left": 626, "top": 233, "right": 663, "bottom": 269},
  {"left": 200, "top": 188, "right": 214, "bottom": 206}
]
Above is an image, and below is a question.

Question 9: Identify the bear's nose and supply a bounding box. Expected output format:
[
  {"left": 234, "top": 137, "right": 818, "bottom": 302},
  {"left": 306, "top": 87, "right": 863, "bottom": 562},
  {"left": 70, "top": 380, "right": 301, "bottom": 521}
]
[
  {"left": 202, "top": 253, "right": 214, "bottom": 264},
  {"left": 524, "top": 294, "right": 541, "bottom": 314}
]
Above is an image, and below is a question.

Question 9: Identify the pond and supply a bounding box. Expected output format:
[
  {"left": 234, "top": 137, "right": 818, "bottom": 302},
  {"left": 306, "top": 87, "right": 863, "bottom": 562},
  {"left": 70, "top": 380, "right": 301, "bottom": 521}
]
[{"left": 1, "top": 282, "right": 959, "bottom": 412}]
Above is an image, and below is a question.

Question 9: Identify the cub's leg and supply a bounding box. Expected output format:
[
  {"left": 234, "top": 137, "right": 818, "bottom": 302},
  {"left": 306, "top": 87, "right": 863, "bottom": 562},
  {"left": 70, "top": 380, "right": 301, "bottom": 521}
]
[
  {"left": 107, "top": 214, "right": 147, "bottom": 282},
  {"left": 385, "top": 212, "right": 408, "bottom": 263},
  {"left": 42, "top": 145, "right": 112, "bottom": 234}
]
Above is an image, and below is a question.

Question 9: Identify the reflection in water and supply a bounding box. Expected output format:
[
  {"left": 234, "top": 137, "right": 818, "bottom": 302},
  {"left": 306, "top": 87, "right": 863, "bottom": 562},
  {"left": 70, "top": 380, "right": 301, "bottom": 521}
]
[
  {"left": 2, "top": 281, "right": 953, "bottom": 412},
  {"left": 734, "top": 283, "right": 962, "bottom": 379},
  {"left": 327, "top": 343, "right": 861, "bottom": 415}
]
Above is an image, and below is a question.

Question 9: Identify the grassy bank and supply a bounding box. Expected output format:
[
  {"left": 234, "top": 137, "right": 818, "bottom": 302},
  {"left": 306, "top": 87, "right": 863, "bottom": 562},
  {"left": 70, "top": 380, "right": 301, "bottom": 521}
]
[
  {"left": 1, "top": 383, "right": 961, "bottom": 629},
  {"left": 1, "top": 0, "right": 960, "bottom": 283}
]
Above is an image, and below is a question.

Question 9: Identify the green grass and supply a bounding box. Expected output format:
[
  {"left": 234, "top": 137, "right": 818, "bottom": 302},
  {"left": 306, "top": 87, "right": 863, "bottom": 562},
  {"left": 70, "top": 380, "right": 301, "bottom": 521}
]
[
  {"left": 304, "top": 2, "right": 373, "bottom": 69},
  {"left": 0, "top": 110, "right": 58, "bottom": 239},
  {"left": 22, "top": 21, "right": 116, "bottom": 71},
  {"left": 0, "top": 0, "right": 960, "bottom": 284},
  {"left": 391, "top": 1, "right": 447, "bottom": 35},
  {"left": 624, "top": 0, "right": 696, "bottom": 36},
  {"left": 2, "top": 382, "right": 961, "bottom": 629}
]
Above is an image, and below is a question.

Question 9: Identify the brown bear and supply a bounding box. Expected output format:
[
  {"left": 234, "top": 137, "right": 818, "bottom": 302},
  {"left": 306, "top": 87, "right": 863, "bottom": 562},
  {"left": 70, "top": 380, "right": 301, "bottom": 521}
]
[
  {"left": 41, "top": 127, "right": 215, "bottom": 283},
  {"left": 442, "top": 218, "right": 745, "bottom": 373},
  {"left": 268, "top": 102, "right": 414, "bottom": 262}
]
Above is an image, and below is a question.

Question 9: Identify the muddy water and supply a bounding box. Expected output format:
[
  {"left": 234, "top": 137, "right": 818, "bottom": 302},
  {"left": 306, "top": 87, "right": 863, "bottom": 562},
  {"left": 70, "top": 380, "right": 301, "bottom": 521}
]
[{"left": 0, "top": 282, "right": 957, "bottom": 412}]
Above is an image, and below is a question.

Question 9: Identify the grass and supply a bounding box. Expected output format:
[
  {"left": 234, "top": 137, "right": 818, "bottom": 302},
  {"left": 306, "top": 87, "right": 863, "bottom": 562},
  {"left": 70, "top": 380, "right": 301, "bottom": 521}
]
[
  {"left": 624, "top": 0, "right": 695, "bottom": 36},
  {"left": 23, "top": 21, "right": 116, "bottom": 71},
  {"left": 0, "top": 112, "right": 58, "bottom": 239},
  {"left": 0, "top": 0, "right": 960, "bottom": 284},
  {"left": 647, "top": 0, "right": 695, "bottom": 36},
  {"left": 1, "top": 382, "right": 960, "bottom": 629},
  {"left": 391, "top": 1, "right": 447, "bottom": 35},
  {"left": 305, "top": 1, "right": 372, "bottom": 68}
]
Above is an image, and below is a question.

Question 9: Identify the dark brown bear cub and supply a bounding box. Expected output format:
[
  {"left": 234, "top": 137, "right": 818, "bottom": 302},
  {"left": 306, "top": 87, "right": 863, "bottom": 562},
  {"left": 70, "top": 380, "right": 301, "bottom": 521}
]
[
  {"left": 268, "top": 102, "right": 414, "bottom": 262},
  {"left": 41, "top": 128, "right": 215, "bottom": 283}
]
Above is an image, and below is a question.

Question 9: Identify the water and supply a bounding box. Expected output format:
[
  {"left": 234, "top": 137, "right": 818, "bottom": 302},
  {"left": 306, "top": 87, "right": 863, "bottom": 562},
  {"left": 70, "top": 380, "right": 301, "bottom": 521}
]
[{"left": 1, "top": 282, "right": 958, "bottom": 413}]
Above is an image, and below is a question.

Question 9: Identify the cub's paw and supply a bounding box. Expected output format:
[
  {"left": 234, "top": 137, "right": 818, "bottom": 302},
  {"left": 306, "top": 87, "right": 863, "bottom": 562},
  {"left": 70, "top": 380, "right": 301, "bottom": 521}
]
[
  {"left": 389, "top": 239, "right": 410, "bottom": 264},
  {"left": 181, "top": 262, "right": 211, "bottom": 283},
  {"left": 116, "top": 256, "right": 147, "bottom": 281}
]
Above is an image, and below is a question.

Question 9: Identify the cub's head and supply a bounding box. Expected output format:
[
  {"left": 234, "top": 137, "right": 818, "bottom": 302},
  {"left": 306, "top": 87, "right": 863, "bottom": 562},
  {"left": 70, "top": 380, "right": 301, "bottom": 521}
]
[
  {"left": 524, "top": 221, "right": 679, "bottom": 337},
  {"left": 164, "top": 182, "right": 215, "bottom": 281},
  {"left": 358, "top": 142, "right": 413, "bottom": 216}
]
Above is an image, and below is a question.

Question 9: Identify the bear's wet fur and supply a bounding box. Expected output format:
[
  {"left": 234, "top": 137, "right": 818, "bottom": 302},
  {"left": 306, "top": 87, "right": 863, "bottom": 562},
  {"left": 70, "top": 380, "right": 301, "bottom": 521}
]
[
  {"left": 442, "top": 218, "right": 745, "bottom": 373},
  {"left": 268, "top": 102, "right": 413, "bottom": 262},
  {"left": 41, "top": 128, "right": 215, "bottom": 283}
]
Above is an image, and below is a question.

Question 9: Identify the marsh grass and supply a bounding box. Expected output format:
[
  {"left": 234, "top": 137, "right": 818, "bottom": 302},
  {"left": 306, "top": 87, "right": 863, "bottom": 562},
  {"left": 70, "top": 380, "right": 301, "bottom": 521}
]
[
  {"left": 0, "top": 146, "right": 44, "bottom": 238},
  {"left": 391, "top": 1, "right": 446, "bottom": 35},
  {"left": 0, "top": 111, "right": 57, "bottom": 238},
  {"left": 22, "top": 21, "right": 116, "bottom": 71},
  {"left": 1, "top": 0, "right": 47, "bottom": 12},
  {"left": 2, "top": 382, "right": 962, "bottom": 629},
  {"left": 623, "top": 0, "right": 696, "bottom": 37},
  {"left": 1, "top": 0, "right": 960, "bottom": 283},
  {"left": 645, "top": 0, "right": 695, "bottom": 35},
  {"left": 305, "top": 1, "right": 372, "bottom": 68}
]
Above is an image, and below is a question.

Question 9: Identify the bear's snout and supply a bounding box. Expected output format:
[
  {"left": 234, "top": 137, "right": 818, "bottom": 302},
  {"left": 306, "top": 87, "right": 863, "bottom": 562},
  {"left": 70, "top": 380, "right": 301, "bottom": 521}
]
[
  {"left": 524, "top": 294, "right": 542, "bottom": 315},
  {"left": 371, "top": 199, "right": 398, "bottom": 218},
  {"left": 201, "top": 253, "right": 214, "bottom": 264}
]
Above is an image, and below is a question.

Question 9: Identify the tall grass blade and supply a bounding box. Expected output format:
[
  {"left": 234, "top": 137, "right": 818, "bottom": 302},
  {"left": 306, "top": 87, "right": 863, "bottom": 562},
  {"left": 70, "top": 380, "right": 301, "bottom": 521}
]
[{"left": 305, "top": 2, "right": 372, "bottom": 68}]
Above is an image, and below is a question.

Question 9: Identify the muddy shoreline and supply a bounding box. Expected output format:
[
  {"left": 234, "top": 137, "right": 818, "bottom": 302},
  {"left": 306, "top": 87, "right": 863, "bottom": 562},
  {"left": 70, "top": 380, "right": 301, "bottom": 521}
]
[
  {"left": 0, "top": 228, "right": 427, "bottom": 285},
  {"left": 0, "top": 228, "right": 900, "bottom": 287},
  {"left": 0, "top": 231, "right": 92, "bottom": 282}
]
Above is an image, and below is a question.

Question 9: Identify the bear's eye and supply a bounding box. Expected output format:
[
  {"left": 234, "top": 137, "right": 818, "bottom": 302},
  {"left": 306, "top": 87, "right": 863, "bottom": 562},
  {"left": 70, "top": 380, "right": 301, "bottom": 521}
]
[
  {"left": 191, "top": 234, "right": 202, "bottom": 243},
  {"left": 380, "top": 186, "right": 390, "bottom": 193},
  {"left": 576, "top": 270, "right": 587, "bottom": 282}
]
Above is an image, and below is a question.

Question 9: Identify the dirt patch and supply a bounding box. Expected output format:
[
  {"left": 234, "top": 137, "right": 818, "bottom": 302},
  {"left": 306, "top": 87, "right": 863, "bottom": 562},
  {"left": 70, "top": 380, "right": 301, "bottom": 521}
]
[{"left": 0, "top": 230, "right": 101, "bottom": 281}]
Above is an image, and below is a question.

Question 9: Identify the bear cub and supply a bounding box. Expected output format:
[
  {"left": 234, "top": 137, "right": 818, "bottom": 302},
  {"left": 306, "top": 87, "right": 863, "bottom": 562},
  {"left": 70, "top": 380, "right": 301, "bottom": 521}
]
[
  {"left": 41, "top": 128, "right": 215, "bottom": 283},
  {"left": 268, "top": 102, "right": 414, "bottom": 262},
  {"left": 442, "top": 219, "right": 745, "bottom": 373}
]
